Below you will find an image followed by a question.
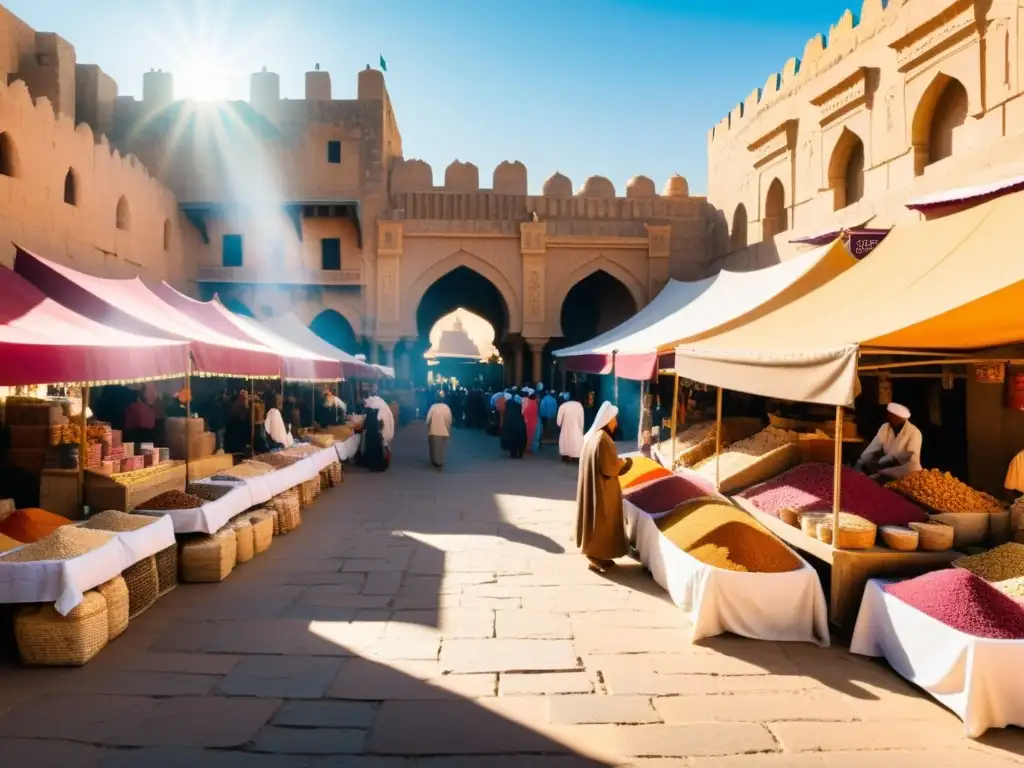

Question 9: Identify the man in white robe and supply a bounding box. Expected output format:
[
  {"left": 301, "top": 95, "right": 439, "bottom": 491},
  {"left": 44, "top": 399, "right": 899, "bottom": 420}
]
[
  {"left": 856, "top": 402, "right": 923, "bottom": 480},
  {"left": 364, "top": 395, "right": 395, "bottom": 445},
  {"left": 557, "top": 392, "right": 585, "bottom": 462}
]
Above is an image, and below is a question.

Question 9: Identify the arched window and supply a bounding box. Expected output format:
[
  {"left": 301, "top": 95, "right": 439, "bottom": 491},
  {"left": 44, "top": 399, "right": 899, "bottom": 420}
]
[
  {"left": 763, "top": 179, "right": 786, "bottom": 241},
  {"left": 827, "top": 129, "right": 865, "bottom": 210},
  {"left": 115, "top": 195, "right": 130, "bottom": 230},
  {"left": 730, "top": 204, "right": 748, "bottom": 251},
  {"left": 63, "top": 169, "right": 77, "bottom": 206},
  {"left": 913, "top": 76, "right": 969, "bottom": 176},
  {"left": 162, "top": 219, "right": 171, "bottom": 250},
  {"left": 0, "top": 132, "right": 18, "bottom": 177}
]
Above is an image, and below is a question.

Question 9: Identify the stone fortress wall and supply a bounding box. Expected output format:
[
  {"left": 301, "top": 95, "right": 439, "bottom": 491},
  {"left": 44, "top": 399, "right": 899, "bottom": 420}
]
[{"left": 706, "top": 0, "right": 1024, "bottom": 272}]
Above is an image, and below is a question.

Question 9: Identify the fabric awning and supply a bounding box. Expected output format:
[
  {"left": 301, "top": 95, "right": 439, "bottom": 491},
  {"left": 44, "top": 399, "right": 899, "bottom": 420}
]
[
  {"left": 372, "top": 364, "right": 395, "bottom": 379},
  {"left": 674, "top": 190, "right": 1024, "bottom": 406},
  {"left": 0, "top": 266, "right": 190, "bottom": 387},
  {"left": 150, "top": 285, "right": 343, "bottom": 382},
  {"left": 554, "top": 240, "right": 855, "bottom": 380},
  {"left": 258, "top": 312, "right": 379, "bottom": 379},
  {"left": 906, "top": 174, "right": 1024, "bottom": 213},
  {"left": 13, "top": 247, "right": 281, "bottom": 378}
]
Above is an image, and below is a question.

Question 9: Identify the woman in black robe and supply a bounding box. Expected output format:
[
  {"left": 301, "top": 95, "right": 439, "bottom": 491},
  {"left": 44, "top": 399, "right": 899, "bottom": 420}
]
[
  {"left": 359, "top": 407, "right": 389, "bottom": 472},
  {"left": 501, "top": 395, "right": 527, "bottom": 459}
]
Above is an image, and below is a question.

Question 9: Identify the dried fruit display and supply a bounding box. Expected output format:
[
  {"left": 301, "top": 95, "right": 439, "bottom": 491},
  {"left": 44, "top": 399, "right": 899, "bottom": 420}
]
[
  {"left": 885, "top": 569, "right": 1024, "bottom": 639},
  {"left": 141, "top": 491, "right": 204, "bottom": 510},
  {"left": 738, "top": 462, "right": 927, "bottom": 528},
  {"left": 887, "top": 469, "right": 1004, "bottom": 515}
]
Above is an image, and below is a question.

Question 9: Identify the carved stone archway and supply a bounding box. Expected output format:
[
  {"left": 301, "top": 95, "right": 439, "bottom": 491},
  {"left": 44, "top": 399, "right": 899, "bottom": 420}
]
[{"left": 552, "top": 256, "right": 646, "bottom": 338}]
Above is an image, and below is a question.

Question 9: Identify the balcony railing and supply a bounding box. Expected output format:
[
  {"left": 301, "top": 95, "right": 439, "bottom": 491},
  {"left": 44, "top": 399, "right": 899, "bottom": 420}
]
[{"left": 196, "top": 266, "right": 363, "bottom": 286}]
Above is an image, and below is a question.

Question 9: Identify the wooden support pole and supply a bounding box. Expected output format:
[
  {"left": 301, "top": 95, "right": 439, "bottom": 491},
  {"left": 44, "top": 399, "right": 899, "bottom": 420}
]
[
  {"left": 669, "top": 373, "right": 679, "bottom": 468},
  {"left": 832, "top": 404, "right": 843, "bottom": 550},
  {"left": 78, "top": 386, "right": 90, "bottom": 512},
  {"left": 249, "top": 378, "right": 255, "bottom": 456},
  {"left": 715, "top": 386, "right": 723, "bottom": 491}
]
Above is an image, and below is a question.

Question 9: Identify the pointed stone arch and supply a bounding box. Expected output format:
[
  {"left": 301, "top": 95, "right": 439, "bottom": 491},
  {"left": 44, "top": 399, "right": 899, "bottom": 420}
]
[
  {"left": 763, "top": 178, "right": 787, "bottom": 240},
  {"left": 911, "top": 73, "right": 972, "bottom": 176},
  {"left": 730, "top": 203, "right": 748, "bottom": 251},
  {"left": 553, "top": 256, "right": 646, "bottom": 338},
  {"left": 827, "top": 127, "right": 866, "bottom": 210}
]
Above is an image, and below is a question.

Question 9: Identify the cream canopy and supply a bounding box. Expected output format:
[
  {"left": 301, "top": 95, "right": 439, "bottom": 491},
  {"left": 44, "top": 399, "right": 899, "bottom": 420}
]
[{"left": 674, "top": 191, "right": 1024, "bottom": 406}]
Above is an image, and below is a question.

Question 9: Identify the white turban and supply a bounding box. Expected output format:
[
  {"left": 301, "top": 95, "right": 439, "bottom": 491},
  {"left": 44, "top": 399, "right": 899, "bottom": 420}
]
[
  {"left": 584, "top": 401, "right": 619, "bottom": 444},
  {"left": 522, "top": 387, "right": 534, "bottom": 396},
  {"left": 503, "top": 392, "right": 512, "bottom": 401},
  {"left": 887, "top": 402, "right": 911, "bottom": 420}
]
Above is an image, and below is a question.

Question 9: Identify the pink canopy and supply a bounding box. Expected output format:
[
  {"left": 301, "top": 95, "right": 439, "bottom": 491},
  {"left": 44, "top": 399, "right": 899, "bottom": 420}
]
[
  {"left": 151, "top": 283, "right": 344, "bottom": 381},
  {"left": 13, "top": 247, "right": 281, "bottom": 378},
  {"left": 0, "top": 266, "right": 189, "bottom": 386}
]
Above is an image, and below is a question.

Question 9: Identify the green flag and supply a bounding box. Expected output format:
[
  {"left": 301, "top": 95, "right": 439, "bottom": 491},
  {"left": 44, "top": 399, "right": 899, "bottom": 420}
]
[{"left": 379, "top": 54, "right": 387, "bottom": 72}]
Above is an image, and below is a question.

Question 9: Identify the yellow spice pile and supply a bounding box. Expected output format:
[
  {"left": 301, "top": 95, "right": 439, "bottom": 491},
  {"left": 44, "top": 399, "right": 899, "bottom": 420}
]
[
  {"left": 954, "top": 543, "right": 1024, "bottom": 599},
  {"left": 888, "top": 469, "right": 1004, "bottom": 515}
]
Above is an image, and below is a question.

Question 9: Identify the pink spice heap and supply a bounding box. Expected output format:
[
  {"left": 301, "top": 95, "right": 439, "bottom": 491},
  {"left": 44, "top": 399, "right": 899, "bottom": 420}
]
[
  {"left": 885, "top": 569, "right": 1024, "bottom": 640},
  {"left": 738, "top": 462, "right": 927, "bottom": 527},
  {"left": 625, "top": 474, "right": 716, "bottom": 515}
]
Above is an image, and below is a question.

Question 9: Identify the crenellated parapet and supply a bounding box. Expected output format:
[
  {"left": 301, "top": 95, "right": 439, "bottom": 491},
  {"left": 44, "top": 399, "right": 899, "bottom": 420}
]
[{"left": 708, "top": 0, "right": 905, "bottom": 148}]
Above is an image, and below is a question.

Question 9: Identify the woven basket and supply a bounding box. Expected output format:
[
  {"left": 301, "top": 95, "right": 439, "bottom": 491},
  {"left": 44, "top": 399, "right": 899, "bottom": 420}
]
[
  {"left": 800, "top": 512, "right": 830, "bottom": 537},
  {"left": 880, "top": 526, "right": 919, "bottom": 551},
  {"left": 95, "top": 576, "right": 130, "bottom": 640},
  {"left": 180, "top": 529, "right": 237, "bottom": 583},
  {"left": 909, "top": 521, "right": 955, "bottom": 551},
  {"left": 231, "top": 518, "right": 254, "bottom": 564},
  {"left": 15, "top": 591, "right": 109, "bottom": 666},
  {"left": 816, "top": 513, "right": 877, "bottom": 549},
  {"left": 779, "top": 508, "right": 801, "bottom": 527},
  {"left": 273, "top": 491, "right": 301, "bottom": 534},
  {"left": 155, "top": 543, "right": 178, "bottom": 596},
  {"left": 122, "top": 556, "right": 159, "bottom": 619},
  {"left": 271, "top": 508, "right": 281, "bottom": 536},
  {"left": 248, "top": 510, "right": 274, "bottom": 554},
  {"left": 299, "top": 478, "right": 319, "bottom": 508},
  {"left": 328, "top": 461, "right": 342, "bottom": 486},
  {"left": 319, "top": 470, "right": 329, "bottom": 492}
]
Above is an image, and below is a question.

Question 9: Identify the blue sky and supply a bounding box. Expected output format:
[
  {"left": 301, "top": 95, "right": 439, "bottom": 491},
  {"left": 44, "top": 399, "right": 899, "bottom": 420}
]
[{"left": 8, "top": 0, "right": 854, "bottom": 194}]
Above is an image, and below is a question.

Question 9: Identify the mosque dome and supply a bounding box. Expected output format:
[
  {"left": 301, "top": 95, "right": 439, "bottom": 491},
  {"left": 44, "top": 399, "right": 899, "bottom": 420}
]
[
  {"left": 577, "top": 175, "right": 615, "bottom": 198},
  {"left": 625, "top": 175, "right": 656, "bottom": 198},
  {"left": 542, "top": 171, "right": 572, "bottom": 196},
  {"left": 663, "top": 174, "right": 690, "bottom": 198}
]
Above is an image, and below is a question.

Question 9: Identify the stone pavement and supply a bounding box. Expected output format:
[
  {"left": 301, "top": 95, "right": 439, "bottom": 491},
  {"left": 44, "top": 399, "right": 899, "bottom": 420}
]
[{"left": 2, "top": 424, "right": 1024, "bottom": 767}]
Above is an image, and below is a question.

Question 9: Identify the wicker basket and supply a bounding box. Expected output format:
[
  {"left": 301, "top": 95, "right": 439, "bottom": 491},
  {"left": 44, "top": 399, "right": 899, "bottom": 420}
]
[
  {"left": 155, "top": 543, "right": 178, "bottom": 596},
  {"left": 231, "top": 518, "right": 255, "bottom": 564},
  {"left": 15, "top": 591, "right": 109, "bottom": 666},
  {"left": 95, "top": 576, "right": 130, "bottom": 640},
  {"left": 328, "top": 461, "right": 342, "bottom": 486},
  {"left": 880, "top": 526, "right": 919, "bottom": 551},
  {"left": 299, "top": 478, "right": 319, "bottom": 508},
  {"left": 179, "top": 529, "right": 237, "bottom": 583},
  {"left": 273, "top": 491, "right": 301, "bottom": 534},
  {"left": 779, "top": 508, "right": 801, "bottom": 527},
  {"left": 122, "top": 556, "right": 159, "bottom": 619},
  {"left": 248, "top": 510, "right": 274, "bottom": 554},
  {"left": 319, "top": 470, "right": 329, "bottom": 492},
  {"left": 909, "top": 521, "right": 955, "bottom": 551},
  {"left": 816, "top": 513, "right": 877, "bottom": 549},
  {"left": 800, "top": 512, "right": 830, "bottom": 537},
  {"left": 271, "top": 508, "right": 281, "bottom": 536}
]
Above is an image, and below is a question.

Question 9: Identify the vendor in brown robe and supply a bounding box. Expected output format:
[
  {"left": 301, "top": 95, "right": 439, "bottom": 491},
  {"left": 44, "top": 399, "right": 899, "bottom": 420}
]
[{"left": 575, "top": 401, "right": 633, "bottom": 573}]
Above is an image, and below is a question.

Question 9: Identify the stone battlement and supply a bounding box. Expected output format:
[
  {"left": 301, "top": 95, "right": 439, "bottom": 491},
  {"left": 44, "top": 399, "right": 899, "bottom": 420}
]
[
  {"left": 391, "top": 157, "right": 693, "bottom": 200},
  {"left": 708, "top": 0, "right": 910, "bottom": 147}
]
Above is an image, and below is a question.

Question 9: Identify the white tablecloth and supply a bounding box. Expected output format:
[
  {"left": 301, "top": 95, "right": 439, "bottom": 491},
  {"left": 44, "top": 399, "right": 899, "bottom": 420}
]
[
  {"left": 336, "top": 434, "right": 360, "bottom": 462},
  {"left": 311, "top": 446, "right": 339, "bottom": 471},
  {"left": 634, "top": 508, "right": 830, "bottom": 646},
  {"left": 0, "top": 515, "right": 176, "bottom": 615},
  {"left": 266, "top": 458, "right": 318, "bottom": 496},
  {"left": 851, "top": 579, "right": 1024, "bottom": 738},
  {"left": 137, "top": 485, "right": 253, "bottom": 535}
]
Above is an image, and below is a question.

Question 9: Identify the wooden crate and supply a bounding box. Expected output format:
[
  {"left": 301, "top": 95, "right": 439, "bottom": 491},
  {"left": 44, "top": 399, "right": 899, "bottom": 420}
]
[
  {"left": 85, "top": 463, "right": 186, "bottom": 512},
  {"left": 39, "top": 469, "right": 81, "bottom": 519},
  {"left": 186, "top": 453, "right": 235, "bottom": 482}
]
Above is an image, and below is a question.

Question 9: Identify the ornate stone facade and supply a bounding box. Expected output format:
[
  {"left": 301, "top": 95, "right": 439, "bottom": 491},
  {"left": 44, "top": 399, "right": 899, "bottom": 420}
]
[{"left": 707, "top": 0, "right": 1024, "bottom": 271}]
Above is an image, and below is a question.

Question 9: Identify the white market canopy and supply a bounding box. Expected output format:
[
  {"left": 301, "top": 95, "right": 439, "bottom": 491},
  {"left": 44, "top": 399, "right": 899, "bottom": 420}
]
[
  {"left": 258, "top": 312, "right": 379, "bottom": 379},
  {"left": 553, "top": 240, "right": 855, "bottom": 380},
  {"left": 673, "top": 190, "right": 1024, "bottom": 407}
]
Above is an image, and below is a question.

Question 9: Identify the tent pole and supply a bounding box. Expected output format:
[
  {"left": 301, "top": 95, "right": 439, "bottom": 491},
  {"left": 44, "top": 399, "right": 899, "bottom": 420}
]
[
  {"left": 669, "top": 373, "right": 679, "bottom": 468},
  {"left": 715, "top": 386, "right": 723, "bottom": 491},
  {"left": 249, "top": 378, "right": 255, "bottom": 457},
  {"left": 832, "top": 404, "right": 843, "bottom": 550},
  {"left": 185, "top": 358, "right": 192, "bottom": 483},
  {"left": 78, "top": 385, "right": 90, "bottom": 513},
  {"left": 612, "top": 352, "right": 618, "bottom": 406}
]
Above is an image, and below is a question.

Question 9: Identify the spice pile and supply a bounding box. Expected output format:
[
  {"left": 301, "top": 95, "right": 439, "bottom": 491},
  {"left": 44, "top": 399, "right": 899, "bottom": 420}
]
[
  {"left": 625, "top": 474, "right": 716, "bottom": 515},
  {"left": 188, "top": 483, "right": 239, "bottom": 502},
  {"left": 0, "top": 533, "right": 24, "bottom": 553},
  {"left": 82, "top": 511, "right": 160, "bottom": 532},
  {"left": 0, "top": 527, "right": 113, "bottom": 562},
  {"left": 884, "top": 569, "right": 1024, "bottom": 639},
  {"left": 0, "top": 508, "right": 72, "bottom": 543},
  {"left": 954, "top": 543, "right": 1024, "bottom": 599},
  {"left": 738, "top": 463, "right": 928, "bottom": 528},
  {"left": 111, "top": 461, "right": 184, "bottom": 486},
  {"left": 887, "top": 469, "right": 1004, "bottom": 515},
  {"left": 655, "top": 500, "right": 801, "bottom": 573},
  {"left": 254, "top": 453, "right": 303, "bottom": 468},
  {"left": 692, "top": 427, "right": 801, "bottom": 481},
  {"left": 618, "top": 457, "right": 671, "bottom": 490},
  {"left": 142, "top": 490, "right": 204, "bottom": 510},
  {"left": 658, "top": 421, "right": 716, "bottom": 467}
]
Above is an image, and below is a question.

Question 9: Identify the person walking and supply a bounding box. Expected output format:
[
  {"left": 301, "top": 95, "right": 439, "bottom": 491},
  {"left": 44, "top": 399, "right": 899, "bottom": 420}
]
[
  {"left": 557, "top": 391, "right": 585, "bottom": 462},
  {"left": 575, "top": 401, "right": 632, "bottom": 573},
  {"left": 501, "top": 393, "right": 528, "bottom": 459},
  {"left": 425, "top": 391, "right": 453, "bottom": 470}
]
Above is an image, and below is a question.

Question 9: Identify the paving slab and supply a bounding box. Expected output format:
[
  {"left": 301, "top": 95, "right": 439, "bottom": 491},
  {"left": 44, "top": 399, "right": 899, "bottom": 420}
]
[{"left": 219, "top": 655, "right": 346, "bottom": 698}]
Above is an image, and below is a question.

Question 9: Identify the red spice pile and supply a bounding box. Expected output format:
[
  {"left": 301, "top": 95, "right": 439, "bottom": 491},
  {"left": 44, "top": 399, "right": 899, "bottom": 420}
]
[
  {"left": 625, "top": 474, "right": 717, "bottom": 515},
  {"left": 885, "top": 569, "right": 1024, "bottom": 640},
  {"left": 737, "top": 462, "right": 927, "bottom": 527}
]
